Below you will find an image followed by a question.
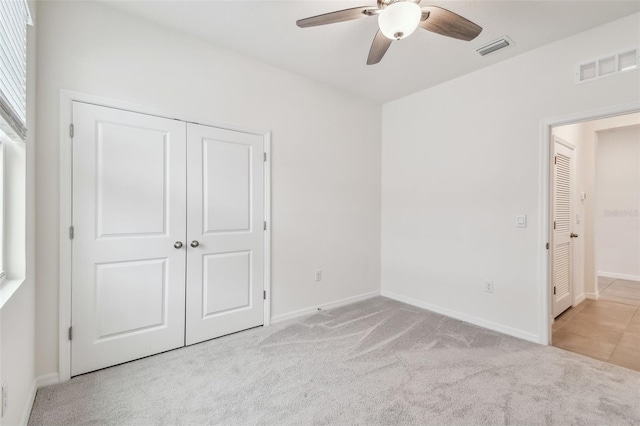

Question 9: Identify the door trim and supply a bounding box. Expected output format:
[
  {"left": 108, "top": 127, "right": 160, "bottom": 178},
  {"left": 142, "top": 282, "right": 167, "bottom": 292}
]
[
  {"left": 538, "top": 101, "right": 639, "bottom": 346},
  {"left": 58, "top": 90, "right": 272, "bottom": 381}
]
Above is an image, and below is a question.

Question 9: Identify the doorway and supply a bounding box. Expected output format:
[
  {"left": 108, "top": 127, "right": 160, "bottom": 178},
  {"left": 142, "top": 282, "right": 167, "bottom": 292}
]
[{"left": 548, "top": 111, "right": 639, "bottom": 371}]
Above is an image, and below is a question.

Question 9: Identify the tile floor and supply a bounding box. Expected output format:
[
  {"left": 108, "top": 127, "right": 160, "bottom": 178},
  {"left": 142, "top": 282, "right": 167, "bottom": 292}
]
[
  {"left": 598, "top": 276, "right": 640, "bottom": 306},
  {"left": 552, "top": 277, "right": 640, "bottom": 371}
]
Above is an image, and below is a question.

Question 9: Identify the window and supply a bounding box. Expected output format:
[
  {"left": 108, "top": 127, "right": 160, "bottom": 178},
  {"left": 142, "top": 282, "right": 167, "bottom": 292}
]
[
  {"left": 0, "top": 0, "right": 30, "bottom": 293},
  {"left": 0, "top": 139, "right": 4, "bottom": 282},
  {"left": 0, "top": 0, "right": 31, "bottom": 140}
]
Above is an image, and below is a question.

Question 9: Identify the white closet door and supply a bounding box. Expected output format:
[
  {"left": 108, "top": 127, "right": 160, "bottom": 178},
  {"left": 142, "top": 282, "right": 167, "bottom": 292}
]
[
  {"left": 552, "top": 138, "right": 575, "bottom": 318},
  {"left": 185, "top": 123, "right": 265, "bottom": 345},
  {"left": 71, "top": 102, "right": 187, "bottom": 376}
]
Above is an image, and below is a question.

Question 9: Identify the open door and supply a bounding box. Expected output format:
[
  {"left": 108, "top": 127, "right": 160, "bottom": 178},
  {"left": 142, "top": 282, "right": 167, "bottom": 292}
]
[{"left": 552, "top": 137, "right": 577, "bottom": 318}]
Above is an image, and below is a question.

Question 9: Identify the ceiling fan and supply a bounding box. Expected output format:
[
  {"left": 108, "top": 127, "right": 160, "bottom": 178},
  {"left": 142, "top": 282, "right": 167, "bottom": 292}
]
[{"left": 296, "top": 0, "right": 482, "bottom": 65}]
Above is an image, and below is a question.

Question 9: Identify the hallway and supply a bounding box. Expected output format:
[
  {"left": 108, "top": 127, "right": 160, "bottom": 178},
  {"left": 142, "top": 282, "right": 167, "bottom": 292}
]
[{"left": 552, "top": 279, "right": 640, "bottom": 371}]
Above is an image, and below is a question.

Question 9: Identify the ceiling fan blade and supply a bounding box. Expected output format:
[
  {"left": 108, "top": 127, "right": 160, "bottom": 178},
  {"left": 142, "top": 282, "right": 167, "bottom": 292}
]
[
  {"left": 297, "top": 6, "right": 373, "bottom": 28},
  {"left": 367, "top": 30, "right": 392, "bottom": 65},
  {"left": 419, "top": 6, "right": 482, "bottom": 41}
]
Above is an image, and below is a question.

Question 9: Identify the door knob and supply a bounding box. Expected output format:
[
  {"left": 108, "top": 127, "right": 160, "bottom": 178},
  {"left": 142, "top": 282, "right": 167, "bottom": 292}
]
[
  {"left": 190, "top": 240, "right": 200, "bottom": 248},
  {"left": 174, "top": 241, "right": 183, "bottom": 249},
  {"left": 570, "top": 233, "right": 579, "bottom": 238}
]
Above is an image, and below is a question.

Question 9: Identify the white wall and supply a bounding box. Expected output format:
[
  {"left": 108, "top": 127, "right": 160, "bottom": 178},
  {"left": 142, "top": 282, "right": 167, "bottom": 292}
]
[
  {"left": 596, "top": 125, "right": 640, "bottom": 279},
  {"left": 381, "top": 13, "right": 640, "bottom": 342},
  {"left": 36, "top": 1, "right": 381, "bottom": 377},
  {"left": 0, "top": 2, "right": 37, "bottom": 424}
]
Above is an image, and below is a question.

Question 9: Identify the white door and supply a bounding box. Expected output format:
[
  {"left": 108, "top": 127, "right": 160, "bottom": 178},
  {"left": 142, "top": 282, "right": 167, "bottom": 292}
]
[
  {"left": 71, "top": 102, "right": 187, "bottom": 375},
  {"left": 552, "top": 137, "right": 576, "bottom": 318},
  {"left": 185, "top": 123, "right": 265, "bottom": 345}
]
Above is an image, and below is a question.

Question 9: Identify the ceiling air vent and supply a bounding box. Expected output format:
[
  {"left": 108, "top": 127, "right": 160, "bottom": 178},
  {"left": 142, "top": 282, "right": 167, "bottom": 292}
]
[
  {"left": 476, "top": 36, "right": 513, "bottom": 56},
  {"left": 576, "top": 47, "right": 638, "bottom": 84}
]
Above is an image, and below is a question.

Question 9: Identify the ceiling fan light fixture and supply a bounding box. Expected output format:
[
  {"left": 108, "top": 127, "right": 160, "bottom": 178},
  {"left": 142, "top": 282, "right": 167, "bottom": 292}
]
[{"left": 378, "top": 1, "right": 422, "bottom": 40}]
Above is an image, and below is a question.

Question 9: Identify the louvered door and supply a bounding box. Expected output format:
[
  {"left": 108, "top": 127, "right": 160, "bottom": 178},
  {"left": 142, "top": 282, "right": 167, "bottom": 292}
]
[{"left": 552, "top": 138, "right": 575, "bottom": 318}]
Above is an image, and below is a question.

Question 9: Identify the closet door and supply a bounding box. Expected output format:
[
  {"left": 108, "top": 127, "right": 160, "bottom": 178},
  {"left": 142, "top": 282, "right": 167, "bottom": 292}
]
[
  {"left": 185, "top": 123, "right": 265, "bottom": 345},
  {"left": 71, "top": 102, "right": 187, "bottom": 376},
  {"left": 552, "top": 137, "right": 575, "bottom": 318}
]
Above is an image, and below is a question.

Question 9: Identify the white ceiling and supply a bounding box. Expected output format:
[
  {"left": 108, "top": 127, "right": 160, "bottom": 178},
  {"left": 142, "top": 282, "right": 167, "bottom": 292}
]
[{"left": 104, "top": 1, "right": 640, "bottom": 103}]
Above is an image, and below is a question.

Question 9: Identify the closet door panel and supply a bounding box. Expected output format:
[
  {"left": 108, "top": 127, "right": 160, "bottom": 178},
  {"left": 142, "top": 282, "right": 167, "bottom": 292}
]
[
  {"left": 71, "top": 102, "right": 187, "bottom": 376},
  {"left": 186, "top": 123, "right": 265, "bottom": 345},
  {"left": 203, "top": 139, "right": 251, "bottom": 232}
]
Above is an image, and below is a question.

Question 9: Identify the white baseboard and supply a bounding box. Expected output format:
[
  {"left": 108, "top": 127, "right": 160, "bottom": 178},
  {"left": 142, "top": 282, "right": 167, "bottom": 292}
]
[
  {"left": 19, "top": 380, "right": 37, "bottom": 426},
  {"left": 19, "top": 373, "right": 61, "bottom": 426},
  {"left": 381, "top": 290, "right": 540, "bottom": 344},
  {"left": 585, "top": 291, "right": 600, "bottom": 300},
  {"left": 573, "top": 293, "right": 586, "bottom": 306},
  {"left": 36, "top": 373, "right": 60, "bottom": 388},
  {"left": 271, "top": 291, "right": 380, "bottom": 324},
  {"left": 598, "top": 271, "right": 640, "bottom": 282}
]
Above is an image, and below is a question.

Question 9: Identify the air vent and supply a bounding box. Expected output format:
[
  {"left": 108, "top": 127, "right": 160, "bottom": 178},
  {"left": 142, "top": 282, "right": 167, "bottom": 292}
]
[
  {"left": 576, "top": 47, "right": 638, "bottom": 84},
  {"left": 476, "top": 36, "right": 513, "bottom": 56}
]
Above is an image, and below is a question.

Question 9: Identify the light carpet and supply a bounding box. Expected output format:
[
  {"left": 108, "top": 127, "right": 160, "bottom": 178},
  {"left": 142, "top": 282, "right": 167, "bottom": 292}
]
[{"left": 29, "top": 297, "right": 640, "bottom": 425}]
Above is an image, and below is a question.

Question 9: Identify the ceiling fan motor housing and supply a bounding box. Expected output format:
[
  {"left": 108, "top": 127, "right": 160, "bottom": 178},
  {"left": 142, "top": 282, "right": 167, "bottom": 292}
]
[{"left": 378, "top": 1, "right": 422, "bottom": 40}]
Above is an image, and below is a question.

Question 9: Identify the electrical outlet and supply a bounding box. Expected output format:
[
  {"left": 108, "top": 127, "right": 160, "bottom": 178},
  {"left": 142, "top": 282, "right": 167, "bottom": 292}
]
[
  {"left": 2, "top": 381, "right": 7, "bottom": 417},
  {"left": 484, "top": 281, "right": 494, "bottom": 293},
  {"left": 315, "top": 270, "right": 322, "bottom": 282}
]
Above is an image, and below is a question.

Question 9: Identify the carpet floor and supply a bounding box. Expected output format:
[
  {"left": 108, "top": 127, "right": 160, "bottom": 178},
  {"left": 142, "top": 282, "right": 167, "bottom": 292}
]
[{"left": 29, "top": 297, "right": 640, "bottom": 425}]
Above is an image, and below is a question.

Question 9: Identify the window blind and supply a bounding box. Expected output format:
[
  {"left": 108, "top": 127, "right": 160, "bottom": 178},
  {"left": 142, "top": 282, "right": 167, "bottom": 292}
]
[{"left": 0, "top": 0, "right": 30, "bottom": 140}]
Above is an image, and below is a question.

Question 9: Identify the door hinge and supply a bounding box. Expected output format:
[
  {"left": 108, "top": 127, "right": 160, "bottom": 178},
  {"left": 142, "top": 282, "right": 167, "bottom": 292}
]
[
  {"left": 546, "top": 242, "right": 549, "bottom": 250},
  {"left": 263, "top": 290, "right": 266, "bottom": 300},
  {"left": 69, "top": 123, "right": 74, "bottom": 138},
  {"left": 69, "top": 226, "right": 74, "bottom": 239},
  {"left": 554, "top": 155, "right": 557, "bottom": 165},
  {"left": 264, "top": 152, "right": 267, "bottom": 162},
  {"left": 553, "top": 221, "right": 556, "bottom": 230},
  {"left": 264, "top": 221, "right": 267, "bottom": 231},
  {"left": 68, "top": 327, "right": 73, "bottom": 340},
  {"left": 553, "top": 286, "right": 556, "bottom": 295}
]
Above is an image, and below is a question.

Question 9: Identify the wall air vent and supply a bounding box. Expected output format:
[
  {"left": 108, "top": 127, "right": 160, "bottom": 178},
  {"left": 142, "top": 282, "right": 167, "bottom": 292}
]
[
  {"left": 576, "top": 47, "right": 638, "bottom": 84},
  {"left": 476, "top": 36, "right": 513, "bottom": 56}
]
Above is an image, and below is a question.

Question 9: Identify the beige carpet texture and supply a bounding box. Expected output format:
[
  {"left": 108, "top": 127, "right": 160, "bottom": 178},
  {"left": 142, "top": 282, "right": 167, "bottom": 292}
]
[{"left": 29, "top": 297, "right": 640, "bottom": 425}]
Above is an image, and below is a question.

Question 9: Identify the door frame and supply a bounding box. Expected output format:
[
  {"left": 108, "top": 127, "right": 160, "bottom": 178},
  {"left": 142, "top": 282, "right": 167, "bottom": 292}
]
[
  {"left": 538, "top": 101, "right": 639, "bottom": 346},
  {"left": 58, "top": 90, "right": 272, "bottom": 381}
]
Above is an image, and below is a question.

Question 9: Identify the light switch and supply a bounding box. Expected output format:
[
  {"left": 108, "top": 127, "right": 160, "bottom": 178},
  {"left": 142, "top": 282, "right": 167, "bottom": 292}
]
[{"left": 516, "top": 215, "right": 527, "bottom": 228}]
